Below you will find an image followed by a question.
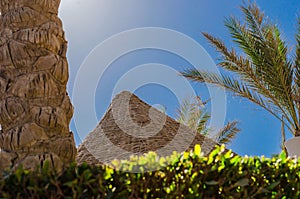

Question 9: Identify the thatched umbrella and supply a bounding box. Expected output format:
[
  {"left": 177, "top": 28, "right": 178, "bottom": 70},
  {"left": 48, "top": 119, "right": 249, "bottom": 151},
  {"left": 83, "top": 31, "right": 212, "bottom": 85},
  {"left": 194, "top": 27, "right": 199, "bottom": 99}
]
[{"left": 77, "top": 91, "right": 227, "bottom": 165}]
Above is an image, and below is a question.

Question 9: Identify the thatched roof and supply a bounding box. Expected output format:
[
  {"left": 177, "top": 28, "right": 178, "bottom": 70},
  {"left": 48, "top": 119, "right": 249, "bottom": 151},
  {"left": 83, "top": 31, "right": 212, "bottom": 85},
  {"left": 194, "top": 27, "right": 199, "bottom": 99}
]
[{"left": 76, "top": 91, "right": 230, "bottom": 165}]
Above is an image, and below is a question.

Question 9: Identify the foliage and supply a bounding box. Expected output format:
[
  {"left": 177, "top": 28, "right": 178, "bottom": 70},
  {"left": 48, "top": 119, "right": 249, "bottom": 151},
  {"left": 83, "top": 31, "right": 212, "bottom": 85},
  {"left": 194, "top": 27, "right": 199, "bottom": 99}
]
[
  {"left": 176, "top": 96, "right": 240, "bottom": 144},
  {"left": 215, "top": 120, "right": 240, "bottom": 144},
  {"left": 176, "top": 96, "right": 210, "bottom": 135},
  {"left": 181, "top": 2, "right": 300, "bottom": 137},
  {"left": 1, "top": 145, "right": 300, "bottom": 198}
]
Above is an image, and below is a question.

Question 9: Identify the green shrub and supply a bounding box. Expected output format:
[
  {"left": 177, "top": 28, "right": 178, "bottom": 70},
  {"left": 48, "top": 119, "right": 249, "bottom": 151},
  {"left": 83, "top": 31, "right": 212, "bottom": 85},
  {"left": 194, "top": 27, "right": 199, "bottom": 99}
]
[{"left": 1, "top": 145, "right": 300, "bottom": 198}]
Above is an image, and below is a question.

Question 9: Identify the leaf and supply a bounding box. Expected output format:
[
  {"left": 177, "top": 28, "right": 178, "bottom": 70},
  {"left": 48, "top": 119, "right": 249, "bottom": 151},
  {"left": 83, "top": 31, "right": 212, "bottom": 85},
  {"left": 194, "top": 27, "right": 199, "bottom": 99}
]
[
  {"left": 266, "top": 181, "right": 281, "bottom": 190},
  {"left": 230, "top": 155, "right": 241, "bottom": 166},
  {"left": 279, "top": 150, "right": 286, "bottom": 161},
  {"left": 205, "top": 180, "right": 219, "bottom": 185},
  {"left": 194, "top": 144, "right": 201, "bottom": 157},
  {"left": 234, "top": 178, "right": 249, "bottom": 187},
  {"left": 181, "top": 1, "right": 298, "bottom": 135},
  {"left": 104, "top": 168, "right": 114, "bottom": 180},
  {"left": 215, "top": 121, "right": 240, "bottom": 144}
]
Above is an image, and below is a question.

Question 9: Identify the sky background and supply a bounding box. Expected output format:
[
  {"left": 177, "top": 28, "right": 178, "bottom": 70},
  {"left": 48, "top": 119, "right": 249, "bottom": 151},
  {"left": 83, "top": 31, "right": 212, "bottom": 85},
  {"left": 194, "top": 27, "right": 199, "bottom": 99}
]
[{"left": 59, "top": 0, "right": 300, "bottom": 157}]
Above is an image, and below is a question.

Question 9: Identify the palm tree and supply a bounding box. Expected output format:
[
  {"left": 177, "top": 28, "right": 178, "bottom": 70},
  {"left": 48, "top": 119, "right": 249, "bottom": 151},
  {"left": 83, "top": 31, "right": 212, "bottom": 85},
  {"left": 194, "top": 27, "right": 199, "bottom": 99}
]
[
  {"left": 0, "top": 1, "right": 76, "bottom": 171},
  {"left": 176, "top": 96, "right": 240, "bottom": 145},
  {"left": 181, "top": 3, "right": 300, "bottom": 147}
]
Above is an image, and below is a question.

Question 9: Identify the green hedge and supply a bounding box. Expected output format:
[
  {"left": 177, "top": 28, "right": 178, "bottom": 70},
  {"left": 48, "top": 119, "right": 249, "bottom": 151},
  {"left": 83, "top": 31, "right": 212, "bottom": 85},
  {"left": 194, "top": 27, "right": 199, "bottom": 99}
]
[{"left": 1, "top": 145, "right": 300, "bottom": 198}]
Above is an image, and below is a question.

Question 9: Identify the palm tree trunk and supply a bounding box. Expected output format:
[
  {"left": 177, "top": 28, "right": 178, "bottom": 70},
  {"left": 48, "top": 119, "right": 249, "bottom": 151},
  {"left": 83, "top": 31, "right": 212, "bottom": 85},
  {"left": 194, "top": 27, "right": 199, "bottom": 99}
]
[{"left": 0, "top": 0, "right": 76, "bottom": 171}]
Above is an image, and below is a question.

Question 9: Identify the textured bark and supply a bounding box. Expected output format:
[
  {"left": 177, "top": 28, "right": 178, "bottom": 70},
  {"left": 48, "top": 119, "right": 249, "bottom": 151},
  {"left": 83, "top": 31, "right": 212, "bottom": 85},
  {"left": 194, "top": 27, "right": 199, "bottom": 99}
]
[{"left": 0, "top": 0, "right": 76, "bottom": 171}]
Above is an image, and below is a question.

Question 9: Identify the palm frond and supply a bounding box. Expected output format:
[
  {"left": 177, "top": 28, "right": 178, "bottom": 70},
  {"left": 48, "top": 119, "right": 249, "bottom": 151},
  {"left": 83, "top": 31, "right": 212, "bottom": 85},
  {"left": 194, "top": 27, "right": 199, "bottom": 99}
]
[
  {"left": 225, "top": 8, "right": 293, "bottom": 97},
  {"left": 214, "top": 120, "right": 240, "bottom": 144},
  {"left": 294, "top": 18, "right": 300, "bottom": 124},
  {"left": 196, "top": 111, "right": 211, "bottom": 135},
  {"left": 241, "top": 3, "right": 265, "bottom": 38},
  {"left": 181, "top": 69, "right": 294, "bottom": 132},
  {"left": 295, "top": 18, "right": 300, "bottom": 86},
  {"left": 203, "top": 31, "right": 292, "bottom": 122},
  {"left": 182, "top": 2, "right": 300, "bottom": 136},
  {"left": 176, "top": 96, "right": 210, "bottom": 133},
  {"left": 175, "top": 95, "right": 239, "bottom": 144},
  {"left": 225, "top": 13, "right": 293, "bottom": 101},
  {"left": 200, "top": 2, "right": 298, "bottom": 134}
]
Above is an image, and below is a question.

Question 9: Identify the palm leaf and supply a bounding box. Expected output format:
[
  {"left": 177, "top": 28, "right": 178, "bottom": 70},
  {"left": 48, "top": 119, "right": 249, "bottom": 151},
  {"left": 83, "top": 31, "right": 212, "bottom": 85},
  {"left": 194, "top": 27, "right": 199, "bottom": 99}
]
[
  {"left": 294, "top": 18, "right": 300, "bottom": 125},
  {"left": 181, "top": 69, "right": 294, "bottom": 133},
  {"left": 175, "top": 95, "right": 240, "bottom": 144},
  {"left": 176, "top": 96, "right": 210, "bottom": 134},
  {"left": 202, "top": 31, "right": 293, "bottom": 124},
  {"left": 193, "top": 2, "right": 298, "bottom": 135},
  {"left": 215, "top": 120, "right": 240, "bottom": 144}
]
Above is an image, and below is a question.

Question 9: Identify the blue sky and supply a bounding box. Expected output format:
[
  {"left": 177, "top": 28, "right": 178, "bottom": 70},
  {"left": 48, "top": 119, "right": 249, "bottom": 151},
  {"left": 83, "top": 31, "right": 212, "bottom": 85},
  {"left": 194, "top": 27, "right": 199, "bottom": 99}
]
[{"left": 59, "top": 0, "right": 300, "bottom": 157}]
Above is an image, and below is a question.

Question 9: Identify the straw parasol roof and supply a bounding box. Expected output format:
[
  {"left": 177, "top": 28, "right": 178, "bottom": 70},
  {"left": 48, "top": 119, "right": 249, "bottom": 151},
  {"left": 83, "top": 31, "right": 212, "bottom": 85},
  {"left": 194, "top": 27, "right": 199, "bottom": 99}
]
[{"left": 76, "top": 91, "right": 232, "bottom": 165}]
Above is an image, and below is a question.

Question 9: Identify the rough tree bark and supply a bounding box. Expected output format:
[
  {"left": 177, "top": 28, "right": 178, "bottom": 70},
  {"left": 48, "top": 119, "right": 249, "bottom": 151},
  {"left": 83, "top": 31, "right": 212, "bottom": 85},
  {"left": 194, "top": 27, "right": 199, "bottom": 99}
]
[{"left": 0, "top": 0, "right": 76, "bottom": 171}]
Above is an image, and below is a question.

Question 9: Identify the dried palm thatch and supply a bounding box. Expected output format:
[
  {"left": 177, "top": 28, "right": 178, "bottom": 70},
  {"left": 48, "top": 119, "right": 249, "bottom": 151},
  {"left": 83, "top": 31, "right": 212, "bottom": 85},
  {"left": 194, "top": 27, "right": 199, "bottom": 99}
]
[{"left": 77, "top": 91, "right": 233, "bottom": 165}]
